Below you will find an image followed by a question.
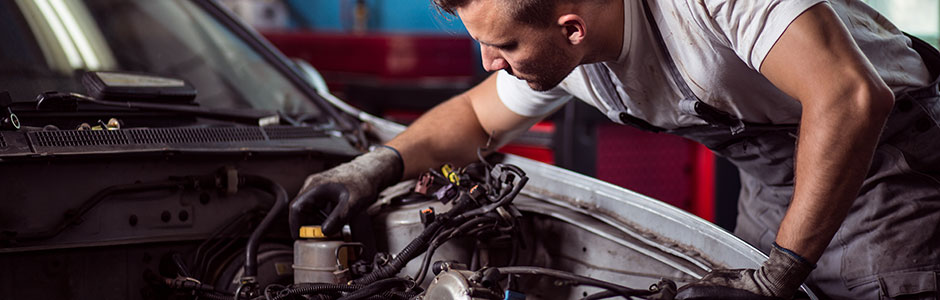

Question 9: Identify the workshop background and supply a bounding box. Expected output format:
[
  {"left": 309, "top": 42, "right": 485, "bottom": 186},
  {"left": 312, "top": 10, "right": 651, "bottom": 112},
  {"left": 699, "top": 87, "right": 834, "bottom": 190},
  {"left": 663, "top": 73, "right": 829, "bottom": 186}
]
[{"left": 221, "top": 0, "right": 940, "bottom": 231}]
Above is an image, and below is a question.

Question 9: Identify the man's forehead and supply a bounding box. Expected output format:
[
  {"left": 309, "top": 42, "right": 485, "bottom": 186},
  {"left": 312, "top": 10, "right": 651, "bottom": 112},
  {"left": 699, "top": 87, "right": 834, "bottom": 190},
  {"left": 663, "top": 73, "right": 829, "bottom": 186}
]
[
  {"left": 456, "top": 0, "right": 517, "bottom": 43},
  {"left": 456, "top": 0, "right": 507, "bottom": 23}
]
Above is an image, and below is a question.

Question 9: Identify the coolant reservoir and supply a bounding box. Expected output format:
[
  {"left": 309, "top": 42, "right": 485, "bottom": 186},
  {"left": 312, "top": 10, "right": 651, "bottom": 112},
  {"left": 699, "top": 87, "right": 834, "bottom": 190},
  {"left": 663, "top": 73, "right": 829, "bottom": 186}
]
[{"left": 293, "top": 226, "right": 347, "bottom": 284}]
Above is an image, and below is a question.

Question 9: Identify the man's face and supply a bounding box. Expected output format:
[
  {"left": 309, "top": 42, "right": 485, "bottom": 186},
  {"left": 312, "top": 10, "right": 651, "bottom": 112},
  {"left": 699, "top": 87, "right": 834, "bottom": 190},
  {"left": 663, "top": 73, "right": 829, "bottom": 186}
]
[{"left": 457, "top": 0, "right": 580, "bottom": 91}]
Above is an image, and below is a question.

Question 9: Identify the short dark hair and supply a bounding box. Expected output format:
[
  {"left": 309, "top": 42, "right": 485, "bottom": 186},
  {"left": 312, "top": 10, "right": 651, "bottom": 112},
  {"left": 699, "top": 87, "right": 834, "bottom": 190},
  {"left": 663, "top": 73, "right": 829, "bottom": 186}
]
[{"left": 432, "top": 0, "right": 559, "bottom": 27}]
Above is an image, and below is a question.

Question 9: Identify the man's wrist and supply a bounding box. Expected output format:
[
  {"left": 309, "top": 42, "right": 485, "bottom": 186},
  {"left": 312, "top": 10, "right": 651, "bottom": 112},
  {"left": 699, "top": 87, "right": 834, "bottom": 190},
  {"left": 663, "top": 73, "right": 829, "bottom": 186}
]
[
  {"left": 755, "top": 243, "right": 816, "bottom": 298},
  {"left": 372, "top": 145, "right": 404, "bottom": 184},
  {"left": 771, "top": 242, "right": 816, "bottom": 268},
  {"left": 377, "top": 144, "right": 402, "bottom": 163}
]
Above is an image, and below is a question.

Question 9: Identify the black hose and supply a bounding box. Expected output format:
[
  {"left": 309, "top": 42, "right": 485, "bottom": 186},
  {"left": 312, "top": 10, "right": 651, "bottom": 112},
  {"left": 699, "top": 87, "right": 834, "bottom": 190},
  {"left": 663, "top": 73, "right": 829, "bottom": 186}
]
[
  {"left": 487, "top": 176, "right": 526, "bottom": 210},
  {"left": 583, "top": 290, "right": 618, "bottom": 300},
  {"left": 242, "top": 175, "right": 289, "bottom": 278},
  {"left": 412, "top": 226, "right": 453, "bottom": 285},
  {"left": 382, "top": 290, "right": 418, "bottom": 299},
  {"left": 199, "top": 291, "right": 236, "bottom": 300},
  {"left": 271, "top": 283, "right": 362, "bottom": 300},
  {"left": 355, "top": 220, "right": 444, "bottom": 285},
  {"left": 413, "top": 215, "right": 501, "bottom": 285},
  {"left": 413, "top": 232, "right": 448, "bottom": 285},
  {"left": 337, "top": 277, "right": 412, "bottom": 300},
  {"left": 495, "top": 266, "right": 653, "bottom": 298},
  {"left": 450, "top": 216, "right": 499, "bottom": 239},
  {"left": 459, "top": 176, "right": 527, "bottom": 219},
  {"left": 354, "top": 194, "right": 477, "bottom": 285},
  {"left": 360, "top": 291, "right": 412, "bottom": 300}
]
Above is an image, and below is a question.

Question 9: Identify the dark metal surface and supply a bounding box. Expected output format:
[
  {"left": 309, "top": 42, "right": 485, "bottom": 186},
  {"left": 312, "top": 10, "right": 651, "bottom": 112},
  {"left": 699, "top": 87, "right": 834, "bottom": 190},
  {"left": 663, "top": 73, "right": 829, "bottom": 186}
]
[{"left": 0, "top": 126, "right": 358, "bottom": 158}]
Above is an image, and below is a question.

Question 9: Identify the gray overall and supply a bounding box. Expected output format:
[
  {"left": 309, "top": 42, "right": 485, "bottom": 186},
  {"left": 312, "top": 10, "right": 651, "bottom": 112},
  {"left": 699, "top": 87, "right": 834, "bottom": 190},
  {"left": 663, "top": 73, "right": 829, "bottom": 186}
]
[{"left": 584, "top": 1, "right": 940, "bottom": 298}]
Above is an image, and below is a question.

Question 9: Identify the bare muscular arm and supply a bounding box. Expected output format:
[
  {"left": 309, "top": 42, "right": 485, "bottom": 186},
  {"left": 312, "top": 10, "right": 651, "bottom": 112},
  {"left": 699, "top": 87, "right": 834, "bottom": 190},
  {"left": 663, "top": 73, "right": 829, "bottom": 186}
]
[
  {"left": 386, "top": 73, "right": 546, "bottom": 179},
  {"left": 760, "top": 3, "right": 895, "bottom": 262}
]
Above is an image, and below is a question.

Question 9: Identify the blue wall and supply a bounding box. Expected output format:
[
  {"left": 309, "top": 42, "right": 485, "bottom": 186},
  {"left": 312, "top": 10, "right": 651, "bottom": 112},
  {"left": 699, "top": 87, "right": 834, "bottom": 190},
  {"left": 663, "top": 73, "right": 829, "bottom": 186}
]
[{"left": 286, "top": 0, "right": 469, "bottom": 35}]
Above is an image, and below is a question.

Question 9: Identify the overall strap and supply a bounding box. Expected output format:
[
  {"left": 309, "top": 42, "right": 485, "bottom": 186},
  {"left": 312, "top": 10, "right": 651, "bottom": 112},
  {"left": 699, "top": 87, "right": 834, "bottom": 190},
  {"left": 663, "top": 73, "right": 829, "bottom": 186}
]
[
  {"left": 583, "top": 64, "right": 629, "bottom": 121},
  {"left": 583, "top": 64, "right": 665, "bottom": 132},
  {"left": 640, "top": 0, "right": 745, "bottom": 135}
]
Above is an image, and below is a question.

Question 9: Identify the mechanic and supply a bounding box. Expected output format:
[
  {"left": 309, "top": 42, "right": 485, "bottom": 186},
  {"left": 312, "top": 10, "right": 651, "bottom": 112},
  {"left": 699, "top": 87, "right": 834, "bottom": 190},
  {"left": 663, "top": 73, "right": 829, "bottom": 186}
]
[{"left": 294, "top": 0, "right": 940, "bottom": 299}]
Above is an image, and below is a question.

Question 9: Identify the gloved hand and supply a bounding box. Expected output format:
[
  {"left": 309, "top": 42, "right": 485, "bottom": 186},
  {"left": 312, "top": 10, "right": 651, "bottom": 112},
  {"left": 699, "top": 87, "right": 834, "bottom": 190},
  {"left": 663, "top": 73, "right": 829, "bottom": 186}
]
[
  {"left": 675, "top": 243, "right": 815, "bottom": 300},
  {"left": 289, "top": 146, "right": 403, "bottom": 238}
]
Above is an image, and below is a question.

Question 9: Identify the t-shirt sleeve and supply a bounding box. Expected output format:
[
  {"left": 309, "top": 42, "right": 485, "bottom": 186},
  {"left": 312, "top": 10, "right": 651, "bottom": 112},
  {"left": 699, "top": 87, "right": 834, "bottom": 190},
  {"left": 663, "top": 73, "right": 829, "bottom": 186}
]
[
  {"left": 703, "top": 0, "right": 827, "bottom": 70},
  {"left": 495, "top": 70, "right": 572, "bottom": 117}
]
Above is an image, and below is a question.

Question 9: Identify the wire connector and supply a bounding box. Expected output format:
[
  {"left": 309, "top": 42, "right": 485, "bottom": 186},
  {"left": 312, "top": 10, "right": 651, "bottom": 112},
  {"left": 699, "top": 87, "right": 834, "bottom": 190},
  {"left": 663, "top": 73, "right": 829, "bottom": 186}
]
[
  {"left": 419, "top": 207, "right": 436, "bottom": 227},
  {"left": 234, "top": 277, "right": 258, "bottom": 300}
]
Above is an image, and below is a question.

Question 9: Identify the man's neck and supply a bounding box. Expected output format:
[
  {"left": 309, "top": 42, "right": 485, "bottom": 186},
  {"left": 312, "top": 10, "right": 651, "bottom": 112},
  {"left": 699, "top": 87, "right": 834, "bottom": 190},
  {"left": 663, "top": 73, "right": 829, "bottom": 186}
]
[{"left": 583, "top": 0, "right": 625, "bottom": 64}]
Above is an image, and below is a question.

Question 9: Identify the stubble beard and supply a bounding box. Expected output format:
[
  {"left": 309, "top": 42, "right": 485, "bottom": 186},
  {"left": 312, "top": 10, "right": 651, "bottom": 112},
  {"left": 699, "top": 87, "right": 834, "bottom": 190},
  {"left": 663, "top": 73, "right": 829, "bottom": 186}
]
[{"left": 520, "top": 43, "right": 577, "bottom": 92}]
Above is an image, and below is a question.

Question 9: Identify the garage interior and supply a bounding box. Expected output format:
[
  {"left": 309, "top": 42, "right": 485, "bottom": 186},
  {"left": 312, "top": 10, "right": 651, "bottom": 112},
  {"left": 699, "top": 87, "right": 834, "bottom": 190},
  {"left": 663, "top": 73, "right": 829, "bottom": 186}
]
[{"left": 1, "top": 0, "right": 938, "bottom": 299}]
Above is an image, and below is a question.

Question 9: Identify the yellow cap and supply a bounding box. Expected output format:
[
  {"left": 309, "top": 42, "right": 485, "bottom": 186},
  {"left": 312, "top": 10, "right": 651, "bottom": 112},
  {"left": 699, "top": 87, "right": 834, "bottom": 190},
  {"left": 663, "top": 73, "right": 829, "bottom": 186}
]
[{"left": 299, "top": 226, "right": 326, "bottom": 238}]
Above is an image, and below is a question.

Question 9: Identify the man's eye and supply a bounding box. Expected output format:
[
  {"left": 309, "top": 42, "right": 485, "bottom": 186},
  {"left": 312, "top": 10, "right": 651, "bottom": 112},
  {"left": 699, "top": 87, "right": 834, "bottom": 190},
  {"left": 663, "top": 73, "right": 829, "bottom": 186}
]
[{"left": 498, "top": 43, "right": 517, "bottom": 51}]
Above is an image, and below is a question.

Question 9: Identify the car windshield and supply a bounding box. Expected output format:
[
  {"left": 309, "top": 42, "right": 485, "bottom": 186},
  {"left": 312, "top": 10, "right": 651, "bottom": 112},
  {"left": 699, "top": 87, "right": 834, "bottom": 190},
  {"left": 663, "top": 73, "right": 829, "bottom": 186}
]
[{"left": 0, "top": 0, "right": 321, "bottom": 121}]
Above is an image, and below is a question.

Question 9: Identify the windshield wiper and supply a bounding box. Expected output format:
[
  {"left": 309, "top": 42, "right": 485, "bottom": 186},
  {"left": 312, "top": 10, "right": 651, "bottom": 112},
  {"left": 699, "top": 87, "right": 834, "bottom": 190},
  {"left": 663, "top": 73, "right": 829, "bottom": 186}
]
[{"left": 34, "top": 91, "right": 280, "bottom": 126}]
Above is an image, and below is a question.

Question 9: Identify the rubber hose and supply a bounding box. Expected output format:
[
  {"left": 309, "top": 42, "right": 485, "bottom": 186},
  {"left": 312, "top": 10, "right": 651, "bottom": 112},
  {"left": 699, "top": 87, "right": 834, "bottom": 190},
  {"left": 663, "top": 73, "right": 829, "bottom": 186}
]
[
  {"left": 198, "top": 292, "right": 234, "bottom": 300},
  {"left": 272, "top": 283, "right": 361, "bottom": 300},
  {"left": 362, "top": 292, "right": 409, "bottom": 300},
  {"left": 384, "top": 290, "right": 418, "bottom": 299},
  {"left": 354, "top": 195, "right": 475, "bottom": 285},
  {"left": 353, "top": 221, "right": 444, "bottom": 285},
  {"left": 583, "top": 290, "right": 617, "bottom": 300},
  {"left": 242, "top": 175, "right": 289, "bottom": 277},
  {"left": 414, "top": 215, "right": 500, "bottom": 285},
  {"left": 496, "top": 266, "right": 652, "bottom": 297},
  {"left": 338, "top": 277, "right": 411, "bottom": 300}
]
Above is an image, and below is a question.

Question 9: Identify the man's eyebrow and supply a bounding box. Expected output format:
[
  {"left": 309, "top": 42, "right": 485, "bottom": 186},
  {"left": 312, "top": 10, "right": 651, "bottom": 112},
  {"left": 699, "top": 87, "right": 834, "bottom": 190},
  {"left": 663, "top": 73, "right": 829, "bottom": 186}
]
[{"left": 479, "top": 40, "right": 515, "bottom": 48}]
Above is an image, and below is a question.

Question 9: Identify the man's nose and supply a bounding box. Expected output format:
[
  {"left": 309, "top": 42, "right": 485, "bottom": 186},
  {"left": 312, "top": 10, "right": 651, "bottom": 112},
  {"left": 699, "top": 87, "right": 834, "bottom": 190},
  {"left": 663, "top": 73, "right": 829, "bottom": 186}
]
[{"left": 481, "top": 46, "right": 508, "bottom": 72}]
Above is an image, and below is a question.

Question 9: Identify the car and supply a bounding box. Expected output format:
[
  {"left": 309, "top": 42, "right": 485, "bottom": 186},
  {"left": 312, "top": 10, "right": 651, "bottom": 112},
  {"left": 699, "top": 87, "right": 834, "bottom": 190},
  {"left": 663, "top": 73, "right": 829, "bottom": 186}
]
[{"left": 0, "top": 1, "right": 817, "bottom": 299}]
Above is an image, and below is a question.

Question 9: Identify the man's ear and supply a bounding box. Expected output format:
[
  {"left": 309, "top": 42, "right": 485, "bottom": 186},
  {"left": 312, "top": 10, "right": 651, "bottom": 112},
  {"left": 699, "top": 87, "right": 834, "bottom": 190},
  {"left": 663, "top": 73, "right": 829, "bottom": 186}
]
[{"left": 557, "top": 14, "right": 586, "bottom": 45}]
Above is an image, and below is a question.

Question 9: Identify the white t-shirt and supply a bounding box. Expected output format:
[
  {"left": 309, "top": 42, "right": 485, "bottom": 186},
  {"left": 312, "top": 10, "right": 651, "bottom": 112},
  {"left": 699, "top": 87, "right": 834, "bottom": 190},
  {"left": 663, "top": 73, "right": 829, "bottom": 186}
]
[{"left": 496, "top": 0, "right": 931, "bottom": 129}]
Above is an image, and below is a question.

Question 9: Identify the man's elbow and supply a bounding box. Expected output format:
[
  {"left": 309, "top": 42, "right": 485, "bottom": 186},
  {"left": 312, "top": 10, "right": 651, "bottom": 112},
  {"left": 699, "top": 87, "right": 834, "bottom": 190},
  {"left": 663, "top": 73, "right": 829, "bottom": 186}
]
[{"left": 849, "top": 78, "right": 895, "bottom": 125}]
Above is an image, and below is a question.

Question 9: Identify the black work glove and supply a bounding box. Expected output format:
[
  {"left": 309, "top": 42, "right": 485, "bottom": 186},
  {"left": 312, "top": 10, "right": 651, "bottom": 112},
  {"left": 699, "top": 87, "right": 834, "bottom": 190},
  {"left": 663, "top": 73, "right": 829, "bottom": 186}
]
[
  {"left": 676, "top": 243, "right": 815, "bottom": 300},
  {"left": 289, "top": 146, "right": 403, "bottom": 238}
]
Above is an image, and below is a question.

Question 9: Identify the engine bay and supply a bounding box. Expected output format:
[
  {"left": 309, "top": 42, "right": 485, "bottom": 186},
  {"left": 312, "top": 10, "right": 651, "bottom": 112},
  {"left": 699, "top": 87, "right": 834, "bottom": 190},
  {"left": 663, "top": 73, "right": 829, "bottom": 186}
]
[{"left": 0, "top": 141, "right": 684, "bottom": 299}]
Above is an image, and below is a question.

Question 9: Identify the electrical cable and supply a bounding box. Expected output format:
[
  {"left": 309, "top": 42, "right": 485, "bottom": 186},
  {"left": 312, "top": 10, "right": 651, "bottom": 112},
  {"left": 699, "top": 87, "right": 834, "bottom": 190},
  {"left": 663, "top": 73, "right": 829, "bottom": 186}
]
[
  {"left": 337, "top": 277, "right": 412, "bottom": 300},
  {"left": 476, "top": 147, "right": 496, "bottom": 198},
  {"left": 354, "top": 219, "right": 446, "bottom": 285},
  {"left": 197, "top": 292, "right": 235, "bottom": 300},
  {"left": 412, "top": 216, "right": 501, "bottom": 285},
  {"left": 494, "top": 266, "right": 654, "bottom": 298},
  {"left": 270, "top": 283, "right": 362, "bottom": 300},
  {"left": 582, "top": 290, "right": 619, "bottom": 300},
  {"left": 459, "top": 169, "right": 527, "bottom": 219},
  {"left": 411, "top": 230, "right": 448, "bottom": 285},
  {"left": 449, "top": 216, "right": 500, "bottom": 240},
  {"left": 353, "top": 192, "right": 477, "bottom": 285},
  {"left": 413, "top": 163, "right": 528, "bottom": 288}
]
